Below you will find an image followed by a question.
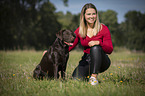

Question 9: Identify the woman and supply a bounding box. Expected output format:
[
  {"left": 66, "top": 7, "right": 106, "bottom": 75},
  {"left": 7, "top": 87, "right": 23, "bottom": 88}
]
[{"left": 69, "top": 3, "right": 113, "bottom": 85}]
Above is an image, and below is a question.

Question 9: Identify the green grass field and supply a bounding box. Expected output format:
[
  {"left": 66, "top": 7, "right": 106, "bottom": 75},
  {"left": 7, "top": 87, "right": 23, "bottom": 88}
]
[{"left": 0, "top": 49, "right": 145, "bottom": 96}]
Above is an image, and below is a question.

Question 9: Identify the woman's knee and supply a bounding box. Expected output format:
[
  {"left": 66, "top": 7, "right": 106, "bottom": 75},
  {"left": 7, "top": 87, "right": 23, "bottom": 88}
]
[{"left": 90, "top": 45, "right": 102, "bottom": 53}]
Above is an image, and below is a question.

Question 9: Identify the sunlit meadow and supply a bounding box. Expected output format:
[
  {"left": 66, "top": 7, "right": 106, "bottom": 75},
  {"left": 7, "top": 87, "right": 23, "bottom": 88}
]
[{"left": 0, "top": 48, "right": 145, "bottom": 96}]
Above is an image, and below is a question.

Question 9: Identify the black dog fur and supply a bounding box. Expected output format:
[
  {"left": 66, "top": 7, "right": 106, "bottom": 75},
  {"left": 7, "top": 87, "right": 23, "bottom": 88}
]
[{"left": 33, "top": 29, "right": 75, "bottom": 80}]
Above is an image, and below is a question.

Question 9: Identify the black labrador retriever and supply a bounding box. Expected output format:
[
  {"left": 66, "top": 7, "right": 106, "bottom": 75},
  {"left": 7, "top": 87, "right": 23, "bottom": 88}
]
[{"left": 33, "top": 29, "right": 75, "bottom": 80}]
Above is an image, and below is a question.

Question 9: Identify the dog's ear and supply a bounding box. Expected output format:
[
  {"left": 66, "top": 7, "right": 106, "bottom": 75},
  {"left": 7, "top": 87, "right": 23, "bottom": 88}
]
[{"left": 56, "top": 30, "right": 65, "bottom": 40}]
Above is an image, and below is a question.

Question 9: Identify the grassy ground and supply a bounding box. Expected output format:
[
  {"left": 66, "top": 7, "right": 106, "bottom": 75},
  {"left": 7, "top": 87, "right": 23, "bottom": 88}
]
[{"left": 0, "top": 49, "right": 145, "bottom": 96}]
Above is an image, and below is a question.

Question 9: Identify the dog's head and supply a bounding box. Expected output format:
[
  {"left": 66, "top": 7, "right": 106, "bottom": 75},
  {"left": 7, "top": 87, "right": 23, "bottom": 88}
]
[{"left": 56, "top": 29, "right": 76, "bottom": 46}]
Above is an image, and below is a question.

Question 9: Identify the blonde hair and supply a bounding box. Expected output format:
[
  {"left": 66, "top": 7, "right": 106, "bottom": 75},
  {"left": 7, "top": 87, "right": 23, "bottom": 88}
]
[{"left": 79, "top": 3, "right": 101, "bottom": 38}]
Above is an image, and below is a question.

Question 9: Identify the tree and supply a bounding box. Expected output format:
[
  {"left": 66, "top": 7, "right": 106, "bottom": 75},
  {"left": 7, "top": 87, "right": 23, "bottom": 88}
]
[
  {"left": 61, "top": 0, "right": 68, "bottom": 6},
  {"left": 24, "top": 1, "right": 61, "bottom": 50},
  {"left": 123, "top": 11, "right": 145, "bottom": 51},
  {"left": 56, "top": 11, "right": 74, "bottom": 29},
  {"left": 0, "top": 0, "right": 30, "bottom": 50},
  {"left": 0, "top": 0, "right": 61, "bottom": 50},
  {"left": 69, "top": 13, "right": 80, "bottom": 31}
]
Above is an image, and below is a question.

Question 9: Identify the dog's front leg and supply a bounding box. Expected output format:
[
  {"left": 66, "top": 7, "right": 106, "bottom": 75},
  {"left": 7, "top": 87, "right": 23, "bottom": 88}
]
[
  {"left": 61, "top": 70, "right": 65, "bottom": 80},
  {"left": 61, "top": 63, "right": 67, "bottom": 80},
  {"left": 61, "top": 56, "right": 68, "bottom": 80},
  {"left": 54, "top": 65, "right": 58, "bottom": 79}
]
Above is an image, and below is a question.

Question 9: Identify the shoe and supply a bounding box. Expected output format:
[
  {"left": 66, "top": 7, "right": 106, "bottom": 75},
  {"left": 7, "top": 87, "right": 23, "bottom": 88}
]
[{"left": 89, "top": 76, "right": 98, "bottom": 85}]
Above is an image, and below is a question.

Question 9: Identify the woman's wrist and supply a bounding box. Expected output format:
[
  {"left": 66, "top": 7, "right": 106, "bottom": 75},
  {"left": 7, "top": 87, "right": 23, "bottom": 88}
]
[
  {"left": 95, "top": 41, "right": 100, "bottom": 45},
  {"left": 88, "top": 40, "right": 100, "bottom": 47}
]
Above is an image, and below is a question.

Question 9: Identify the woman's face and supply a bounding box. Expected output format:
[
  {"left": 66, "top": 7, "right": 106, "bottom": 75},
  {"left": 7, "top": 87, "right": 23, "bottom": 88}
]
[{"left": 85, "top": 8, "right": 97, "bottom": 25}]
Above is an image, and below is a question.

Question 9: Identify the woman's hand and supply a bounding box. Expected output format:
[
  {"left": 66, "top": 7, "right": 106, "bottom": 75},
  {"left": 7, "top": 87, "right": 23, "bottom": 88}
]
[{"left": 88, "top": 40, "right": 100, "bottom": 47}]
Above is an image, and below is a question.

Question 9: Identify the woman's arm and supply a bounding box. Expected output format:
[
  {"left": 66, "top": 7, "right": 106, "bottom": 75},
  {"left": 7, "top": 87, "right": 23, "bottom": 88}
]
[
  {"left": 69, "top": 28, "right": 80, "bottom": 51},
  {"left": 99, "top": 25, "right": 113, "bottom": 54}
]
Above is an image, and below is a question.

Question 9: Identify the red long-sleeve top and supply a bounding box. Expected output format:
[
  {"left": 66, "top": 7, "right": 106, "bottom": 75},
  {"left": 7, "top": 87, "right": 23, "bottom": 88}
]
[{"left": 69, "top": 24, "right": 113, "bottom": 54}]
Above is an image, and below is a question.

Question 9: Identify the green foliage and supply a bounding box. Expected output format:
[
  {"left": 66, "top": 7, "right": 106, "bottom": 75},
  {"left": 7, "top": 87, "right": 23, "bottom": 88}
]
[
  {"left": 69, "top": 14, "right": 80, "bottom": 31},
  {"left": 56, "top": 11, "right": 73, "bottom": 29},
  {"left": 56, "top": 11, "right": 80, "bottom": 31},
  {"left": 62, "top": 0, "right": 68, "bottom": 6},
  {"left": 99, "top": 10, "right": 118, "bottom": 33},
  {"left": 0, "top": 0, "right": 145, "bottom": 52},
  {"left": 0, "top": 50, "right": 145, "bottom": 96},
  {"left": 0, "top": 0, "right": 61, "bottom": 50},
  {"left": 120, "top": 11, "right": 145, "bottom": 51},
  {"left": 30, "top": 1, "right": 61, "bottom": 50}
]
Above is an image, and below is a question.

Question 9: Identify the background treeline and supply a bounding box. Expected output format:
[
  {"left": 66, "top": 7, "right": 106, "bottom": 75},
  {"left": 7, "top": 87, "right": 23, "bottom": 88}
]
[{"left": 0, "top": 0, "right": 145, "bottom": 51}]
